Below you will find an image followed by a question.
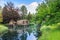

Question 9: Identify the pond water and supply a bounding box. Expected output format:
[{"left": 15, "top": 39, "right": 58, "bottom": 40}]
[
  {"left": 1, "top": 24, "right": 42, "bottom": 40},
  {"left": 18, "top": 31, "right": 37, "bottom": 40},
  {"left": 17, "top": 24, "right": 39, "bottom": 40}
]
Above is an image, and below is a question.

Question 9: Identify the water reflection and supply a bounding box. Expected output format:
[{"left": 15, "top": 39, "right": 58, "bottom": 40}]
[
  {"left": 17, "top": 24, "right": 38, "bottom": 40},
  {"left": 26, "top": 32, "right": 37, "bottom": 40},
  {"left": 18, "top": 31, "right": 37, "bottom": 40},
  {"left": 2, "top": 24, "right": 41, "bottom": 40},
  {"left": 0, "top": 37, "right": 2, "bottom": 40}
]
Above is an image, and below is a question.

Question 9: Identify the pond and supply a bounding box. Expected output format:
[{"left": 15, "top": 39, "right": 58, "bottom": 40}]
[{"left": 1, "top": 23, "right": 42, "bottom": 40}]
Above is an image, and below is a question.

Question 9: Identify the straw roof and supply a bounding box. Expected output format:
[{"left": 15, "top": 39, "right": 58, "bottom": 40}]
[
  {"left": 17, "top": 20, "right": 29, "bottom": 25},
  {"left": 9, "top": 20, "right": 16, "bottom": 25}
]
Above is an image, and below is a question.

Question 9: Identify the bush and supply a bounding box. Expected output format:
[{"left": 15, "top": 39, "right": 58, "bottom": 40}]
[
  {"left": 40, "top": 25, "right": 51, "bottom": 31},
  {"left": 0, "top": 24, "right": 8, "bottom": 35},
  {"left": 40, "top": 23, "right": 60, "bottom": 31},
  {"left": 55, "top": 23, "right": 60, "bottom": 30}
]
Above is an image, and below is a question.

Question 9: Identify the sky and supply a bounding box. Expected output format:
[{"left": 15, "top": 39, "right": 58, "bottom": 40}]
[{"left": 0, "top": 0, "right": 44, "bottom": 13}]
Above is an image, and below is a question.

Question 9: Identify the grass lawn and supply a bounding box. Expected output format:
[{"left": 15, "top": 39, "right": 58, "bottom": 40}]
[
  {"left": 47, "top": 30, "right": 60, "bottom": 40},
  {"left": 38, "top": 30, "right": 60, "bottom": 40},
  {"left": 38, "top": 24, "right": 60, "bottom": 40}
]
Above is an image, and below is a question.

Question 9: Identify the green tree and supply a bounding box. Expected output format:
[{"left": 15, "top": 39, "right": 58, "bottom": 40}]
[
  {"left": 20, "top": 5, "right": 27, "bottom": 19},
  {"left": 27, "top": 12, "right": 32, "bottom": 22},
  {"left": 36, "top": 0, "right": 60, "bottom": 25}
]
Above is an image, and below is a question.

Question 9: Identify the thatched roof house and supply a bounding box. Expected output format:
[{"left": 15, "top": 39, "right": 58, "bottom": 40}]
[
  {"left": 8, "top": 19, "right": 29, "bottom": 26},
  {"left": 17, "top": 20, "right": 29, "bottom": 25}
]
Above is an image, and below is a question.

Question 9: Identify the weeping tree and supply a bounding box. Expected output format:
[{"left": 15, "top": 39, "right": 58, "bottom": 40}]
[
  {"left": 2, "top": 2, "right": 20, "bottom": 23},
  {"left": 20, "top": 5, "right": 27, "bottom": 19}
]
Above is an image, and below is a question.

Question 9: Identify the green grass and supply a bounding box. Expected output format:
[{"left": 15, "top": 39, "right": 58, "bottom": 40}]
[
  {"left": 39, "top": 30, "right": 60, "bottom": 40},
  {"left": 47, "top": 30, "right": 60, "bottom": 40},
  {"left": 38, "top": 24, "right": 60, "bottom": 40}
]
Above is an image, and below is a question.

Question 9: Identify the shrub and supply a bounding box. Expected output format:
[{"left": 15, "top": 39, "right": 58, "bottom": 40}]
[{"left": 0, "top": 24, "right": 8, "bottom": 36}]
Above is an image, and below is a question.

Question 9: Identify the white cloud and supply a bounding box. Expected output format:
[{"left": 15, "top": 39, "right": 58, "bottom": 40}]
[
  {"left": 0, "top": 0, "right": 42, "bottom": 13},
  {"left": 17, "top": 4, "right": 26, "bottom": 8},
  {"left": 17, "top": 2, "right": 38, "bottom": 14},
  {"left": 0, "top": 0, "right": 6, "bottom": 8},
  {"left": 27, "top": 2, "right": 38, "bottom": 13}
]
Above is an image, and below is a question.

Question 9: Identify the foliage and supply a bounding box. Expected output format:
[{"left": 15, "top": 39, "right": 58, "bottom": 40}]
[
  {"left": 31, "top": 14, "right": 36, "bottom": 23},
  {"left": 27, "top": 12, "right": 33, "bottom": 22},
  {"left": 36, "top": 0, "right": 60, "bottom": 25},
  {"left": 2, "top": 2, "right": 20, "bottom": 23},
  {"left": 0, "top": 24, "right": 8, "bottom": 36},
  {"left": 40, "top": 23, "right": 60, "bottom": 31},
  {"left": 20, "top": 5, "right": 27, "bottom": 19}
]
